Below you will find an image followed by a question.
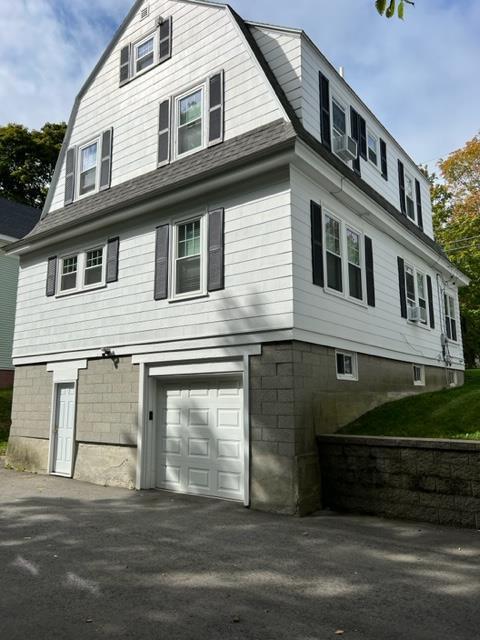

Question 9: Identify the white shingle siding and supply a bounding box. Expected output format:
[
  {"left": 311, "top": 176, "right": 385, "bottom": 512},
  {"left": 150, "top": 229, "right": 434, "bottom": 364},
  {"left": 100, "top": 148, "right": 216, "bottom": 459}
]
[
  {"left": 47, "top": 0, "right": 285, "bottom": 213},
  {"left": 14, "top": 180, "right": 293, "bottom": 357}
]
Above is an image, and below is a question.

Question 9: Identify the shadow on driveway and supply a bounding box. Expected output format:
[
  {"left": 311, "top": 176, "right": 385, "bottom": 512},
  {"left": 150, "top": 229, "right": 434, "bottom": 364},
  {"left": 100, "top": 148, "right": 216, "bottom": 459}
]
[{"left": 0, "top": 463, "right": 479, "bottom": 639}]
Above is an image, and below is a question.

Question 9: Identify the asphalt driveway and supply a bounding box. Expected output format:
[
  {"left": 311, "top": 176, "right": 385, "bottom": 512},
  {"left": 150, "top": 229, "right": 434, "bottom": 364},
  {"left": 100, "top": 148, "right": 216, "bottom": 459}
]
[{"left": 0, "top": 462, "right": 479, "bottom": 639}]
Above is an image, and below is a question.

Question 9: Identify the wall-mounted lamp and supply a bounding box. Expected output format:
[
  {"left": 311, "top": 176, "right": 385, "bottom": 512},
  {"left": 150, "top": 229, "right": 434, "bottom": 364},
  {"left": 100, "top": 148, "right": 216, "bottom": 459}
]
[{"left": 101, "top": 347, "right": 119, "bottom": 369}]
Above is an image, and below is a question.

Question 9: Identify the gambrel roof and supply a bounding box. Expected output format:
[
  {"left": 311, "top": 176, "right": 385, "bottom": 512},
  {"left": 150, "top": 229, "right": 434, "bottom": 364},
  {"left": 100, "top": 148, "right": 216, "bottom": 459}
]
[{"left": 9, "top": 0, "right": 447, "bottom": 263}]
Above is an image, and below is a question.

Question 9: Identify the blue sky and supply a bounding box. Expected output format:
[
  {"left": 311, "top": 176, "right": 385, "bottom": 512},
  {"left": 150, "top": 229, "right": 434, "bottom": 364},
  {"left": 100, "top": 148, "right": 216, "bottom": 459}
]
[{"left": 0, "top": 0, "right": 478, "bottom": 170}]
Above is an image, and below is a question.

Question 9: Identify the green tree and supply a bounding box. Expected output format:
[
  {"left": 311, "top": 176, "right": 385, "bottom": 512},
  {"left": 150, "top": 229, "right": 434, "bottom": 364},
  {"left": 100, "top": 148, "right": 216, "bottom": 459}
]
[
  {"left": 0, "top": 122, "right": 66, "bottom": 208},
  {"left": 375, "top": 0, "right": 414, "bottom": 19},
  {"left": 431, "top": 135, "right": 480, "bottom": 368}
]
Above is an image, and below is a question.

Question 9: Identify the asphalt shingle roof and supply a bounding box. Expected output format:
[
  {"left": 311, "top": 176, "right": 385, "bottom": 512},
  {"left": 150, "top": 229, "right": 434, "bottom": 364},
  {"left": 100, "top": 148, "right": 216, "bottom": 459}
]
[{"left": 0, "top": 197, "right": 41, "bottom": 240}]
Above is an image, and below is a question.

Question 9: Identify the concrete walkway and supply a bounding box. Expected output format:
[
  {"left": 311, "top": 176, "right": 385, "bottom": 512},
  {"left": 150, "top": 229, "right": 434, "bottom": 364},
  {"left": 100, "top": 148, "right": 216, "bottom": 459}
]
[{"left": 0, "top": 463, "right": 479, "bottom": 639}]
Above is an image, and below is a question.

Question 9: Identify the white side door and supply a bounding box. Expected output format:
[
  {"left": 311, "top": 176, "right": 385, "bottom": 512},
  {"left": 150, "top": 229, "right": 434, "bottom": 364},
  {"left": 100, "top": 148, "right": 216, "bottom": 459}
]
[
  {"left": 157, "top": 377, "right": 244, "bottom": 502},
  {"left": 52, "top": 383, "right": 76, "bottom": 476}
]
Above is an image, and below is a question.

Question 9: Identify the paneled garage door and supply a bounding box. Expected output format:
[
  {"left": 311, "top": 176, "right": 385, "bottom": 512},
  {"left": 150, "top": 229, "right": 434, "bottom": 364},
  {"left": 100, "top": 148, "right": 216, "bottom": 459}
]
[{"left": 157, "top": 377, "right": 244, "bottom": 502}]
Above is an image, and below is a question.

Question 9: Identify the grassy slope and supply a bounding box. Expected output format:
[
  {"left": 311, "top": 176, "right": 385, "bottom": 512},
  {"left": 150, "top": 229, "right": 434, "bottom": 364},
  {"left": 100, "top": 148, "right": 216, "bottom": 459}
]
[
  {"left": 0, "top": 389, "right": 13, "bottom": 455},
  {"left": 340, "top": 369, "right": 480, "bottom": 440}
]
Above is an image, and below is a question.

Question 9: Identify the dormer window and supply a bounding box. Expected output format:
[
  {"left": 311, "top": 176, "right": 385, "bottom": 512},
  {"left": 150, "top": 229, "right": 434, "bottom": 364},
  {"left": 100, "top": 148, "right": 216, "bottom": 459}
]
[
  {"left": 332, "top": 97, "right": 346, "bottom": 139},
  {"left": 367, "top": 130, "right": 378, "bottom": 166},
  {"left": 134, "top": 33, "right": 156, "bottom": 74},
  {"left": 78, "top": 139, "right": 99, "bottom": 197}
]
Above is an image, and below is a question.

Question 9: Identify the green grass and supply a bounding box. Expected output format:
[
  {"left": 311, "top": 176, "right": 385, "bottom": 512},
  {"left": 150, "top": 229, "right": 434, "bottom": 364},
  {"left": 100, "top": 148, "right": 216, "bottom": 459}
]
[
  {"left": 339, "top": 369, "right": 480, "bottom": 440},
  {"left": 0, "top": 389, "right": 13, "bottom": 455}
]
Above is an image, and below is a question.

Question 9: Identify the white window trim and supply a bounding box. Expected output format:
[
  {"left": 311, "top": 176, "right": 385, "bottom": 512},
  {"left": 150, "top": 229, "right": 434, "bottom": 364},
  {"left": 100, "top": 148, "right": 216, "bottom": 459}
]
[
  {"left": 331, "top": 95, "right": 349, "bottom": 163},
  {"left": 76, "top": 136, "right": 101, "bottom": 200},
  {"left": 336, "top": 350, "right": 358, "bottom": 381},
  {"left": 323, "top": 209, "right": 367, "bottom": 307},
  {"left": 173, "top": 83, "right": 207, "bottom": 161},
  {"left": 133, "top": 30, "right": 158, "bottom": 77},
  {"left": 444, "top": 291, "right": 459, "bottom": 343},
  {"left": 169, "top": 212, "right": 208, "bottom": 302},
  {"left": 367, "top": 127, "right": 379, "bottom": 168},
  {"left": 404, "top": 262, "right": 430, "bottom": 328},
  {"left": 413, "top": 364, "right": 425, "bottom": 386},
  {"left": 404, "top": 169, "right": 416, "bottom": 223},
  {"left": 56, "top": 244, "right": 107, "bottom": 297}
]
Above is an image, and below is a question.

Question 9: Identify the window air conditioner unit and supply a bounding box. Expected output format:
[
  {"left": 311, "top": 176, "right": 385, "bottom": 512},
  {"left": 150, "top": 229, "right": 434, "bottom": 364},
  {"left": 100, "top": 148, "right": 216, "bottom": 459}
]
[
  {"left": 408, "top": 305, "right": 422, "bottom": 322},
  {"left": 334, "top": 134, "right": 358, "bottom": 162}
]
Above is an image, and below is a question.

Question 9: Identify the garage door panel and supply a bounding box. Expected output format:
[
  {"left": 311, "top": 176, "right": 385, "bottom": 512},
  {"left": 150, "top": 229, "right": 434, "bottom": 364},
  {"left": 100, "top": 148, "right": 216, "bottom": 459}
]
[{"left": 157, "top": 376, "right": 244, "bottom": 501}]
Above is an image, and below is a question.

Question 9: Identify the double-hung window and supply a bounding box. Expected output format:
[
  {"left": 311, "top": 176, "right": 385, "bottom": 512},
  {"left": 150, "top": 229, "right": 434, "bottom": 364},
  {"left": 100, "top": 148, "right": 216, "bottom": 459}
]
[
  {"left": 346, "top": 228, "right": 362, "bottom": 300},
  {"left": 367, "top": 129, "right": 378, "bottom": 166},
  {"left": 176, "top": 87, "right": 204, "bottom": 158},
  {"left": 404, "top": 171, "right": 415, "bottom": 221},
  {"left": 405, "top": 264, "right": 428, "bottom": 325},
  {"left": 173, "top": 217, "right": 204, "bottom": 297},
  {"left": 444, "top": 293, "right": 458, "bottom": 341},
  {"left": 134, "top": 33, "right": 156, "bottom": 74},
  {"left": 324, "top": 212, "right": 365, "bottom": 303},
  {"left": 413, "top": 364, "right": 425, "bottom": 386},
  {"left": 325, "top": 214, "right": 342, "bottom": 292},
  {"left": 58, "top": 246, "right": 106, "bottom": 295},
  {"left": 78, "top": 140, "right": 99, "bottom": 197},
  {"left": 332, "top": 97, "right": 347, "bottom": 139}
]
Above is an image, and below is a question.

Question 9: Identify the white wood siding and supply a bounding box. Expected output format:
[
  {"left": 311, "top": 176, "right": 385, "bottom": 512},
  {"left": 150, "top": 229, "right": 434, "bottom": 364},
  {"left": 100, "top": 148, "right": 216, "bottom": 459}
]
[
  {"left": 252, "top": 27, "right": 434, "bottom": 240},
  {"left": 250, "top": 27, "right": 302, "bottom": 121},
  {"left": 48, "top": 0, "right": 285, "bottom": 213},
  {"left": 291, "top": 166, "right": 464, "bottom": 369},
  {"left": 14, "top": 180, "right": 293, "bottom": 357},
  {"left": 0, "top": 251, "right": 19, "bottom": 370}
]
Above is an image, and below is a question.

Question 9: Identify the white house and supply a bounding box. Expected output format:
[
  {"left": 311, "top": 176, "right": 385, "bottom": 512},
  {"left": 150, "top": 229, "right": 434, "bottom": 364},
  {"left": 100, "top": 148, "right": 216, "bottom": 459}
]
[
  {"left": 5, "top": 0, "right": 468, "bottom": 515},
  {"left": 0, "top": 198, "right": 40, "bottom": 389}
]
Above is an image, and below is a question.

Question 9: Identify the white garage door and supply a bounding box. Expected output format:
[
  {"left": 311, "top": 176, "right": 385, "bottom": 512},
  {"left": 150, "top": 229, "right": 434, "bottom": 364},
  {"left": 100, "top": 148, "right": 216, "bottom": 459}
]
[{"left": 157, "top": 377, "right": 244, "bottom": 502}]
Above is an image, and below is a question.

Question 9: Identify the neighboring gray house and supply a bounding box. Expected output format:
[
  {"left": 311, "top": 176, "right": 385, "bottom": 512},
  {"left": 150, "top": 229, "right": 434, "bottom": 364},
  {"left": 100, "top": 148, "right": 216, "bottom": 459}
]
[
  {"left": 5, "top": 0, "right": 468, "bottom": 515},
  {"left": 0, "top": 198, "right": 40, "bottom": 388}
]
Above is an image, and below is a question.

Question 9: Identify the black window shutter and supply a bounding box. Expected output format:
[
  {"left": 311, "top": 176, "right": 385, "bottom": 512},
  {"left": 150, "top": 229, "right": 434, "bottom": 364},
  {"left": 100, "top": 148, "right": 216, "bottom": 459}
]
[
  {"left": 119, "top": 44, "right": 131, "bottom": 86},
  {"left": 64, "top": 147, "right": 76, "bottom": 205},
  {"left": 319, "top": 72, "right": 331, "bottom": 152},
  {"left": 426, "top": 275, "right": 435, "bottom": 329},
  {"left": 415, "top": 179, "right": 424, "bottom": 230},
  {"left": 398, "top": 160, "right": 406, "bottom": 215},
  {"left": 158, "top": 99, "right": 171, "bottom": 167},
  {"left": 207, "top": 208, "right": 225, "bottom": 292},
  {"left": 380, "top": 138, "right": 388, "bottom": 180},
  {"left": 365, "top": 236, "right": 375, "bottom": 307},
  {"left": 99, "top": 128, "right": 113, "bottom": 191},
  {"left": 208, "top": 70, "right": 224, "bottom": 146},
  {"left": 359, "top": 115, "right": 367, "bottom": 160},
  {"left": 397, "top": 257, "right": 407, "bottom": 318},
  {"left": 154, "top": 224, "right": 169, "bottom": 300},
  {"left": 311, "top": 201, "right": 324, "bottom": 287},
  {"left": 106, "top": 237, "right": 120, "bottom": 283},
  {"left": 46, "top": 257, "right": 57, "bottom": 297},
  {"left": 159, "top": 16, "right": 172, "bottom": 62},
  {"left": 350, "top": 107, "right": 361, "bottom": 176}
]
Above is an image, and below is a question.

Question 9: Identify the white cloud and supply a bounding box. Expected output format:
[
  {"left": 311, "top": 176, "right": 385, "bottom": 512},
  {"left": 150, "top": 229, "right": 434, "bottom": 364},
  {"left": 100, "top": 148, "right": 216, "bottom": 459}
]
[{"left": 0, "top": 0, "right": 478, "bottom": 169}]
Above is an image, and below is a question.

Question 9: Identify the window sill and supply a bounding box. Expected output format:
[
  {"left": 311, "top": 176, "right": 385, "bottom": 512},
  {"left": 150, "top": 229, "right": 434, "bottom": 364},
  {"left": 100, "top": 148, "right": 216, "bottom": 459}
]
[
  {"left": 406, "top": 320, "right": 431, "bottom": 331},
  {"left": 120, "top": 56, "right": 171, "bottom": 88},
  {"left": 324, "top": 286, "right": 368, "bottom": 309},
  {"left": 336, "top": 375, "right": 358, "bottom": 382},
  {"left": 168, "top": 292, "right": 209, "bottom": 304},
  {"left": 55, "top": 284, "right": 106, "bottom": 299}
]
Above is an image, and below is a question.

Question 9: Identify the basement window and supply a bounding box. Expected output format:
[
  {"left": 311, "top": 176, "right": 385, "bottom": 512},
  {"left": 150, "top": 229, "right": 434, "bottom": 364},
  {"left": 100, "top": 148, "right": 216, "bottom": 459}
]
[
  {"left": 413, "top": 364, "right": 425, "bottom": 386},
  {"left": 447, "top": 370, "right": 458, "bottom": 387},
  {"left": 336, "top": 350, "right": 358, "bottom": 381}
]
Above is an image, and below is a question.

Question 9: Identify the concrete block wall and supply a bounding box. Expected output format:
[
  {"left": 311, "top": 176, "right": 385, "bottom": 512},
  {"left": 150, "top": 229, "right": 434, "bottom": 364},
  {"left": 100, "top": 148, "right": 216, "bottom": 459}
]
[
  {"left": 76, "top": 357, "right": 139, "bottom": 447},
  {"left": 10, "top": 365, "right": 53, "bottom": 439},
  {"left": 318, "top": 435, "right": 480, "bottom": 528}
]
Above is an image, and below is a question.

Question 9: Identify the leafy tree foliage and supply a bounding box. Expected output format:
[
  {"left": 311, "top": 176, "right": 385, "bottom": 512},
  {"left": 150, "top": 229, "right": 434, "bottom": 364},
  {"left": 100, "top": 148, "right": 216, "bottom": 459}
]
[
  {"left": 0, "top": 122, "right": 66, "bottom": 208},
  {"left": 375, "top": 0, "right": 414, "bottom": 20},
  {"left": 430, "top": 135, "right": 480, "bottom": 367}
]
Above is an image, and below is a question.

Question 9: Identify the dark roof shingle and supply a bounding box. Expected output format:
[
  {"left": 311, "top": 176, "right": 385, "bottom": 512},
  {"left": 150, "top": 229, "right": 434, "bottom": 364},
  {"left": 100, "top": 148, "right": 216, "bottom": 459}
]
[{"left": 0, "top": 197, "right": 41, "bottom": 240}]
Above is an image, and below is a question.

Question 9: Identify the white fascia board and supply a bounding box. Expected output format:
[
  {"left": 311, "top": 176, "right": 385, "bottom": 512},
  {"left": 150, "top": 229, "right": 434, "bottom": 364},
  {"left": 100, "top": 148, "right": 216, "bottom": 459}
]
[
  {"left": 8, "top": 149, "right": 293, "bottom": 257},
  {"left": 0, "top": 234, "right": 18, "bottom": 244},
  {"left": 132, "top": 345, "right": 261, "bottom": 365},
  {"left": 46, "top": 359, "right": 88, "bottom": 383},
  {"left": 292, "top": 142, "right": 469, "bottom": 286},
  {"left": 149, "top": 361, "right": 244, "bottom": 376},
  {"left": 12, "top": 329, "right": 293, "bottom": 366}
]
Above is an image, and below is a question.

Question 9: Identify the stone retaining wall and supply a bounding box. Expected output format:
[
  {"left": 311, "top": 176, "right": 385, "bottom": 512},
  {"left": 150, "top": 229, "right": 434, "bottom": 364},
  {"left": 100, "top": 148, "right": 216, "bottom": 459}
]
[{"left": 318, "top": 435, "right": 480, "bottom": 528}]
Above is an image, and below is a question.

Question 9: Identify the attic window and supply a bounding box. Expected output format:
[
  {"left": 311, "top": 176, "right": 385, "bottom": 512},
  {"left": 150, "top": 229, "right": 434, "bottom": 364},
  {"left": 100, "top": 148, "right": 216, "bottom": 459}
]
[{"left": 140, "top": 5, "right": 150, "bottom": 20}]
